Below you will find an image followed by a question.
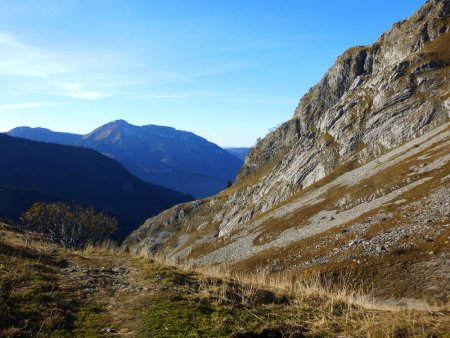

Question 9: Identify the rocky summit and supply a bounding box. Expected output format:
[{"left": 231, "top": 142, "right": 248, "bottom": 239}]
[{"left": 124, "top": 0, "right": 450, "bottom": 303}]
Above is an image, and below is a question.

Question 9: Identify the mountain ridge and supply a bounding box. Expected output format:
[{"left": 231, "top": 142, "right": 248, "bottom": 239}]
[{"left": 8, "top": 120, "right": 244, "bottom": 198}]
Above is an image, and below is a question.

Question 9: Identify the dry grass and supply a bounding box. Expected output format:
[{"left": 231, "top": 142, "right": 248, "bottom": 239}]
[
  {"left": 82, "top": 239, "right": 122, "bottom": 255},
  {"left": 123, "top": 123, "right": 450, "bottom": 336},
  {"left": 149, "top": 254, "right": 450, "bottom": 337},
  {"left": 1, "top": 222, "right": 449, "bottom": 336},
  {"left": 0, "top": 224, "right": 76, "bottom": 336}
]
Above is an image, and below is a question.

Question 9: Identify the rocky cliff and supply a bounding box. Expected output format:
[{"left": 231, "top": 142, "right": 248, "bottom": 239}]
[
  {"left": 237, "top": 0, "right": 449, "bottom": 216},
  {"left": 124, "top": 0, "right": 450, "bottom": 302}
]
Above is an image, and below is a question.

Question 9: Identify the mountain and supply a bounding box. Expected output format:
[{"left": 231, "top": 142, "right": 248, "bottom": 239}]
[
  {"left": 78, "top": 120, "right": 243, "bottom": 198},
  {"left": 7, "top": 121, "right": 243, "bottom": 198},
  {"left": 224, "top": 147, "right": 250, "bottom": 161},
  {"left": 0, "top": 134, "right": 192, "bottom": 239},
  {"left": 124, "top": 0, "right": 450, "bottom": 303},
  {"left": 7, "top": 127, "right": 81, "bottom": 145}
]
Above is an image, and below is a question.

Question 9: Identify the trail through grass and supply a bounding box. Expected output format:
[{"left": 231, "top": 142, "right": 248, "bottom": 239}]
[{"left": 1, "top": 223, "right": 449, "bottom": 337}]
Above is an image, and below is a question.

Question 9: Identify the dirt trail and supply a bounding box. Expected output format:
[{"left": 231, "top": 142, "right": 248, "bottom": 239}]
[{"left": 60, "top": 250, "right": 160, "bottom": 336}]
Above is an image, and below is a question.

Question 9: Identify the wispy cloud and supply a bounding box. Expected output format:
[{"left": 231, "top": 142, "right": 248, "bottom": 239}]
[
  {"left": 0, "top": 102, "right": 46, "bottom": 111},
  {"left": 0, "top": 31, "right": 123, "bottom": 100},
  {"left": 0, "top": 29, "right": 274, "bottom": 106},
  {"left": 0, "top": 32, "right": 53, "bottom": 79},
  {"left": 0, "top": 32, "right": 29, "bottom": 49},
  {"left": 60, "top": 83, "right": 107, "bottom": 100}
]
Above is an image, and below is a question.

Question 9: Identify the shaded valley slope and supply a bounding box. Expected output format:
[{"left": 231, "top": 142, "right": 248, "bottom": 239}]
[{"left": 0, "top": 134, "right": 191, "bottom": 239}]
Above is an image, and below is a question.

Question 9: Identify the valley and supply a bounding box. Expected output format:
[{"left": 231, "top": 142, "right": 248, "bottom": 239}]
[
  {"left": 7, "top": 120, "right": 243, "bottom": 198},
  {"left": 124, "top": 0, "right": 450, "bottom": 307},
  {"left": 1, "top": 0, "right": 449, "bottom": 336},
  {"left": 0, "top": 134, "right": 191, "bottom": 240}
]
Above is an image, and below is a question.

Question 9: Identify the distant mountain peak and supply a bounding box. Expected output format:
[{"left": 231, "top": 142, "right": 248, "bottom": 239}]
[
  {"left": 8, "top": 120, "right": 244, "bottom": 198},
  {"left": 100, "top": 119, "right": 134, "bottom": 131},
  {"left": 112, "top": 119, "right": 131, "bottom": 126}
]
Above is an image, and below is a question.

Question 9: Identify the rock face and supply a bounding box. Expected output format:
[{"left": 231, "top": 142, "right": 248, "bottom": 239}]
[
  {"left": 124, "top": 0, "right": 450, "bottom": 301},
  {"left": 237, "top": 0, "right": 450, "bottom": 211}
]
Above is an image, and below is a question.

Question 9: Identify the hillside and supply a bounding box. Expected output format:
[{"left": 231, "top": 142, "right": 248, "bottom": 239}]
[
  {"left": 124, "top": 0, "right": 450, "bottom": 303},
  {"left": 8, "top": 120, "right": 243, "bottom": 198},
  {"left": 1, "top": 222, "right": 448, "bottom": 337},
  {"left": 0, "top": 134, "right": 191, "bottom": 239}
]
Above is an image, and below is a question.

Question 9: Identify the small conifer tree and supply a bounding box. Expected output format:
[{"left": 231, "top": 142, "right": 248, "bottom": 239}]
[{"left": 226, "top": 179, "right": 233, "bottom": 188}]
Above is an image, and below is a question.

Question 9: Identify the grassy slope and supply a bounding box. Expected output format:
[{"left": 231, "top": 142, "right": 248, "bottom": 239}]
[
  {"left": 228, "top": 124, "right": 450, "bottom": 302},
  {"left": 160, "top": 120, "right": 450, "bottom": 307},
  {"left": 1, "top": 222, "right": 449, "bottom": 337}
]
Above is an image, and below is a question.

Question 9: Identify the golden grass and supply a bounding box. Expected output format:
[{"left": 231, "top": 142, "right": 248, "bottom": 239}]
[
  {"left": 82, "top": 239, "right": 122, "bottom": 255},
  {"left": 420, "top": 31, "right": 450, "bottom": 62},
  {"left": 153, "top": 250, "right": 440, "bottom": 313},
  {"left": 162, "top": 260, "right": 450, "bottom": 337},
  {"left": 2, "top": 223, "right": 449, "bottom": 337}
]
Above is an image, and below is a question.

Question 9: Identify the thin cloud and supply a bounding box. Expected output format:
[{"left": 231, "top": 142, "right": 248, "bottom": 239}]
[
  {"left": 0, "top": 30, "right": 262, "bottom": 105},
  {"left": 0, "top": 31, "right": 121, "bottom": 100},
  {"left": 60, "top": 83, "right": 108, "bottom": 100},
  {"left": 0, "top": 30, "right": 266, "bottom": 104},
  {"left": 0, "top": 102, "right": 45, "bottom": 111},
  {"left": 0, "top": 32, "right": 29, "bottom": 49}
]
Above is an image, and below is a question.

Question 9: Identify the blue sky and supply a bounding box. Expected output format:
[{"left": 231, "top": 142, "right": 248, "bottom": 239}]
[{"left": 0, "top": 0, "right": 424, "bottom": 147}]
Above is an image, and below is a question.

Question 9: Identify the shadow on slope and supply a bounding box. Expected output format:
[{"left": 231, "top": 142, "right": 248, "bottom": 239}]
[{"left": 0, "top": 134, "right": 192, "bottom": 239}]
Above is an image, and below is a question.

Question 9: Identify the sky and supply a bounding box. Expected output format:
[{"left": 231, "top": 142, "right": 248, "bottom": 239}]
[{"left": 0, "top": 0, "right": 425, "bottom": 147}]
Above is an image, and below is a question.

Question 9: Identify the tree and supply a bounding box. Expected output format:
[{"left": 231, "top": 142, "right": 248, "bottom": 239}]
[
  {"left": 226, "top": 180, "right": 233, "bottom": 188},
  {"left": 20, "top": 202, "right": 117, "bottom": 248}
]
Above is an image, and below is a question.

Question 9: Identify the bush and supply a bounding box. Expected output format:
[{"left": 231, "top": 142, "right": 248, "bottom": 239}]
[{"left": 20, "top": 202, "right": 117, "bottom": 248}]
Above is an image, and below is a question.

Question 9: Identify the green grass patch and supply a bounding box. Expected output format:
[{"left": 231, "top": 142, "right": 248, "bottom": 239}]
[
  {"left": 71, "top": 303, "right": 116, "bottom": 337},
  {"left": 132, "top": 293, "right": 285, "bottom": 337}
]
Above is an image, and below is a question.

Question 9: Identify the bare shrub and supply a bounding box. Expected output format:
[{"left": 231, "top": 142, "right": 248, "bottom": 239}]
[{"left": 20, "top": 202, "right": 117, "bottom": 248}]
